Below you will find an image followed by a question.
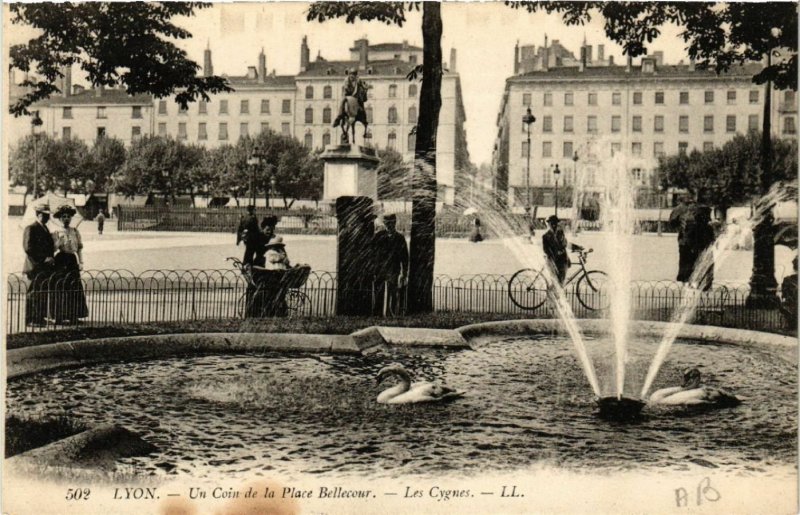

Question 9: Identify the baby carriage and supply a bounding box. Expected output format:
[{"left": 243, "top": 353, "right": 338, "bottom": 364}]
[{"left": 227, "top": 257, "right": 311, "bottom": 318}]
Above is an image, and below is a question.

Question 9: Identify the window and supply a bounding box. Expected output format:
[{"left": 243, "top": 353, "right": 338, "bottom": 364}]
[
  {"left": 612, "top": 92, "right": 621, "bottom": 105},
  {"left": 611, "top": 142, "right": 621, "bottom": 156},
  {"left": 178, "top": 122, "right": 187, "bottom": 140},
  {"left": 131, "top": 126, "right": 141, "bottom": 141},
  {"left": 631, "top": 142, "right": 642, "bottom": 156},
  {"left": 631, "top": 168, "right": 643, "bottom": 183},
  {"left": 727, "top": 90, "right": 736, "bottom": 104},
  {"left": 523, "top": 93, "right": 531, "bottom": 106},
  {"left": 563, "top": 141, "right": 573, "bottom": 158},
  {"left": 785, "top": 90, "right": 796, "bottom": 104},
  {"left": 654, "top": 115, "right": 664, "bottom": 133},
  {"left": 703, "top": 142, "right": 714, "bottom": 152},
  {"left": 158, "top": 101, "right": 167, "bottom": 115},
  {"left": 97, "top": 127, "right": 106, "bottom": 138},
  {"left": 281, "top": 99, "right": 291, "bottom": 114},
  {"left": 260, "top": 99, "right": 270, "bottom": 114},
  {"left": 611, "top": 115, "right": 621, "bottom": 133},
  {"left": 260, "top": 122, "right": 269, "bottom": 134},
  {"left": 409, "top": 55, "right": 417, "bottom": 64},
  {"left": 62, "top": 107, "right": 72, "bottom": 119},
  {"left": 704, "top": 91, "right": 714, "bottom": 104},
  {"left": 198, "top": 122, "right": 207, "bottom": 140},
  {"left": 388, "top": 131, "right": 397, "bottom": 150},
  {"left": 542, "top": 141, "right": 552, "bottom": 158},
  {"left": 521, "top": 141, "right": 529, "bottom": 157},
  {"left": 563, "top": 116, "right": 573, "bottom": 132},
  {"left": 655, "top": 91, "right": 664, "bottom": 104},
  {"left": 564, "top": 92, "right": 573, "bottom": 106},
  {"left": 653, "top": 142, "right": 664, "bottom": 157},
  {"left": 62, "top": 127, "right": 71, "bottom": 139},
  {"left": 750, "top": 90, "right": 759, "bottom": 104},
  {"left": 238, "top": 100, "right": 248, "bottom": 115},
  {"left": 131, "top": 106, "right": 142, "bottom": 119},
  {"left": 409, "top": 84, "right": 417, "bottom": 97},
  {"left": 784, "top": 117, "right": 797, "bottom": 135},
  {"left": 678, "top": 141, "right": 688, "bottom": 155},
  {"left": 158, "top": 123, "right": 167, "bottom": 136},
  {"left": 240, "top": 122, "right": 249, "bottom": 138},
  {"left": 219, "top": 122, "right": 228, "bottom": 140},
  {"left": 178, "top": 104, "right": 188, "bottom": 115},
  {"left": 366, "top": 107, "right": 373, "bottom": 124},
  {"left": 281, "top": 122, "right": 290, "bottom": 135},
  {"left": 748, "top": 114, "right": 759, "bottom": 131},
  {"left": 305, "top": 85, "right": 314, "bottom": 99},
  {"left": 588, "top": 92, "right": 597, "bottom": 106},
  {"left": 97, "top": 107, "right": 106, "bottom": 119},
  {"left": 304, "top": 132, "right": 313, "bottom": 147},
  {"left": 389, "top": 84, "right": 398, "bottom": 98},
  {"left": 220, "top": 100, "right": 228, "bottom": 115},
  {"left": 679, "top": 115, "right": 689, "bottom": 133},
  {"left": 323, "top": 107, "right": 332, "bottom": 124},
  {"left": 408, "top": 132, "right": 416, "bottom": 150},
  {"left": 388, "top": 107, "right": 398, "bottom": 124},
  {"left": 704, "top": 115, "right": 714, "bottom": 133},
  {"left": 323, "top": 85, "right": 332, "bottom": 99},
  {"left": 679, "top": 91, "right": 689, "bottom": 105},
  {"left": 408, "top": 106, "right": 417, "bottom": 124},
  {"left": 199, "top": 101, "right": 207, "bottom": 115},
  {"left": 633, "top": 91, "right": 642, "bottom": 105},
  {"left": 632, "top": 115, "right": 642, "bottom": 132},
  {"left": 542, "top": 116, "right": 552, "bottom": 132},
  {"left": 587, "top": 115, "right": 597, "bottom": 133},
  {"left": 726, "top": 115, "right": 736, "bottom": 133},
  {"left": 544, "top": 92, "right": 552, "bottom": 106},
  {"left": 305, "top": 107, "right": 313, "bottom": 124},
  {"left": 323, "top": 132, "right": 331, "bottom": 147}
]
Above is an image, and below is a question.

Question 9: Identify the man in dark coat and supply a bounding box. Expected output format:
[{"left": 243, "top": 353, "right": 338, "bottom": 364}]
[
  {"left": 670, "top": 195, "right": 696, "bottom": 282},
  {"left": 542, "top": 215, "right": 571, "bottom": 285},
  {"left": 23, "top": 206, "right": 56, "bottom": 325},
  {"left": 373, "top": 214, "right": 409, "bottom": 316},
  {"left": 236, "top": 205, "right": 260, "bottom": 267}
]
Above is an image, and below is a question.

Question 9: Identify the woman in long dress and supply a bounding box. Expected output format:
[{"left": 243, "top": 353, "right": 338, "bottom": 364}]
[{"left": 51, "top": 205, "right": 88, "bottom": 323}]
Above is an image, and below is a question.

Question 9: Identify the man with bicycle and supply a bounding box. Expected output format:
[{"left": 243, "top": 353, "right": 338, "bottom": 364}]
[{"left": 543, "top": 215, "right": 583, "bottom": 285}]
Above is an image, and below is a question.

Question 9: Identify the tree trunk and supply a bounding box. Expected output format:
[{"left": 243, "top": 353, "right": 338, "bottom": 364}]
[{"left": 407, "top": 3, "right": 443, "bottom": 314}]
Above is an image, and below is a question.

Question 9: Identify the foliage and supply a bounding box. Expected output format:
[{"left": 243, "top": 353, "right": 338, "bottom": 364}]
[
  {"left": 9, "top": 2, "right": 232, "bottom": 116},
  {"left": 306, "top": 2, "right": 418, "bottom": 26},
  {"left": 376, "top": 148, "right": 412, "bottom": 200},
  {"left": 115, "top": 136, "right": 185, "bottom": 199},
  {"left": 83, "top": 137, "right": 127, "bottom": 195},
  {"left": 10, "top": 134, "right": 92, "bottom": 196},
  {"left": 657, "top": 131, "right": 798, "bottom": 208},
  {"left": 506, "top": 2, "right": 797, "bottom": 90}
]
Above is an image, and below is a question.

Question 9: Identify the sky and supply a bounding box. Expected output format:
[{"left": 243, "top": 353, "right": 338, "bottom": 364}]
[{"left": 4, "top": 2, "right": 692, "bottom": 165}]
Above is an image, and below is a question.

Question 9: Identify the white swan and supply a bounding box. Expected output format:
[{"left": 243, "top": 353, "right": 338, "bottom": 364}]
[
  {"left": 376, "top": 364, "right": 463, "bottom": 404},
  {"left": 648, "top": 368, "right": 741, "bottom": 407}
]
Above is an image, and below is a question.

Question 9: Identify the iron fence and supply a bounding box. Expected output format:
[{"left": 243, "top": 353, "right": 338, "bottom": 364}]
[{"left": 5, "top": 269, "right": 790, "bottom": 335}]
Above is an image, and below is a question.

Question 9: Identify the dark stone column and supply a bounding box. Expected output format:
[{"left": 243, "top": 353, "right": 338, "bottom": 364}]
[{"left": 336, "top": 196, "right": 375, "bottom": 316}]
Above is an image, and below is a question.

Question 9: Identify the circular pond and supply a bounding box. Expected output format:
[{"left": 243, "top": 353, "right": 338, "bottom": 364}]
[{"left": 6, "top": 335, "right": 796, "bottom": 478}]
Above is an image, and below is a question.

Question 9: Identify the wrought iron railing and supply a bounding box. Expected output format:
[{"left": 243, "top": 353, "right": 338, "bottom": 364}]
[{"left": 5, "top": 269, "right": 789, "bottom": 335}]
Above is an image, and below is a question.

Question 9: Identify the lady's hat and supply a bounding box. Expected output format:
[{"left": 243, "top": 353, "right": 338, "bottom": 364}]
[
  {"left": 265, "top": 236, "right": 285, "bottom": 250},
  {"left": 261, "top": 215, "right": 279, "bottom": 228},
  {"left": 54, "top": 205, "right": 77, "bottom": 218}
]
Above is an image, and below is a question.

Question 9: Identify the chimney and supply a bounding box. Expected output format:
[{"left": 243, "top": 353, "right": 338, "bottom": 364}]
[
  {"left": 450, "top": 48, "right": 457, "bottom": 73},
  {"left": 247, "top": 66, "right": 258, "bottom": 79},
  {"left": 598, "top": 44, "right": 605, "bottom": 63},
  {"left": 403, "top": 39, "right": 408, "bottom": 50},
  {"left": 653, "top": 51, "right": 664, "bottom": 67},
  {"left": 542, "top": 34, "right": 549, "bottom": 71},
  {"left": 356, "top": 38, "right": 369, "bottom": 70},
  {"left": 579, "top": 46, "right": 586, "bottom": 72},
  {"left": 62, "top": 65, "right": 72, "bottom": 98},
  {"left": 258, "top": 48, "right": 267, "bottom": 82},
  {"left": 73, "top": 84, "right": 85, "bottom": 95},
  {"left": 300, "top": 36, "right": 310, "bottom": 72},
  {"left": 95, "top": 85, "right": 104, "bottom": 97},
  {"left": 203, "top": 43, "right": 213, "bottom": 77},
  {"left": 626, "top": 54, "right": 632, "bottom": 73},
  {"left": 586, "top": 45, "right": 593, "bottom": 64}
]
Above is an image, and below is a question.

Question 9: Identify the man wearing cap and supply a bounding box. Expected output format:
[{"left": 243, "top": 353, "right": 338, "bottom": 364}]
[
  {"left": 373, "top": 214, "right": 409, "bottom": 316},
  {"left": 333, "top": 68, "right": 369, "bottom": 128},
  {"left": 236, "top": 205, "right": 260, "bottom": 267},
  {"left": 542, "top": 215, "right": 581, "bottom": 285},
  {"left": 23, "top": 206, "right": 56, "bottom": 325}
]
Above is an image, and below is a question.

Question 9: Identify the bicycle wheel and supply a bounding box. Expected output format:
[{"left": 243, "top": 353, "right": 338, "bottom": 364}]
[
  {"left": 286, "top": 290, "right": 310, "bottom": 318},
  {"left": 575, "top": 270, "right": 610, "bottom": 311},
  {"left": 508, "top": 268, "right": 548, "bottom": 310}
]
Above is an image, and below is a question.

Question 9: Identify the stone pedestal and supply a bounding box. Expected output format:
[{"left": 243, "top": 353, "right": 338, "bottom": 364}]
[{"left": 320, "top": 145, "right": 380, "bottom": 316}]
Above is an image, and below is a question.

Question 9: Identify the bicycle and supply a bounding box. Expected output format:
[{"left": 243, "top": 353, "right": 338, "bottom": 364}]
[
  {"left": 508, "top": 248, "right": 610, "bottom": 311},
  {"left": 226, "top": 257, "right": 311, "bottom": 318}
]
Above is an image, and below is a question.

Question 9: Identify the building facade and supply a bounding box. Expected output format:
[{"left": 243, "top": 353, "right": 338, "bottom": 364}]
[{"left": 493, "top": 41, "right": 798, "bottom": 210}]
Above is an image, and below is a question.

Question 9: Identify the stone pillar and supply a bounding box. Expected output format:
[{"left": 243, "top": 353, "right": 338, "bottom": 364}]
[{"left": 321, "top": 144, "right": 380, "bottom": 316}]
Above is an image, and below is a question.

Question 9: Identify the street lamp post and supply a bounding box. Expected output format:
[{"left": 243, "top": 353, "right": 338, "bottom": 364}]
[
  {"left": 522, "top": 107, "right": 536, "bottom": 212},
  {"left": 30, "top": 110, "right": 43, "bottom": 199},
  {"left": 246, "top": 153, "right": 259, "bottom": 206},
  {"left": 553, "top": 164, "right": 561, "bottom": 217},
  {"left": 269, "top": 174, "right": 276, "bottom": 209},
  {"left": 572, "top": 152, "right": 579, "bottom": 224}
]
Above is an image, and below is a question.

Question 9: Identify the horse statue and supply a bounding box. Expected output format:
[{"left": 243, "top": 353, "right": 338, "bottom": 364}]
[{"left": 339, "top": 96, "right": 369, "bottom": 146}]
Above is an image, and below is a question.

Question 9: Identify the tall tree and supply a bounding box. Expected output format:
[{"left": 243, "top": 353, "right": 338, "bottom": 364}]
[
  {"left": 84, "top": 137, "right": 127, "bottom": 195},
  {"left": 9, "top": 2, "right": 232, "bottom": 116},
  {"left": 308, "top": 2, "right": 442, "bottom": 313}
]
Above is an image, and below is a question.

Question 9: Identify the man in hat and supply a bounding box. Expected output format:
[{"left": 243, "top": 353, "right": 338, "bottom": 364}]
[
  {"left": 781, "top": 256, "right": 798, "bottom": 330},
  {"left": 542, "top": 215, "right": 581, "bottom": 285},
  {"left": 236, "top": 205, "right": 260, "bottom": 267},
  {"left": 23, "top": 206, "right": 56, "bottom": 325},
  {"left": 333, "top": 68, "right": 369, "bottom": 128},
  {"left": 373, "top": 214, "right": 409, "bottom": 316}
]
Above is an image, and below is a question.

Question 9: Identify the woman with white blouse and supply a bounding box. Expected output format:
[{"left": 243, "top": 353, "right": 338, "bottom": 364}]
[{"left": 51, "top": 205, "right": 88, "bottom": 323}]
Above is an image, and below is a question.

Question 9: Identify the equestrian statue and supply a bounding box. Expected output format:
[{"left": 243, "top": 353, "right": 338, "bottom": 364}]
[{"left": 333, "top": 68, "right": 370, "bottom": 145}]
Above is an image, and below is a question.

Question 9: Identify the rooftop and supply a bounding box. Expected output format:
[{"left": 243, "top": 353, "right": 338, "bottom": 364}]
[
  {"left": 298, "top": 59, "right": 419, "bottom": 78},
  {"left": 35, "top": 88, "right": 153, "bottom": 106},
  {"left": 509, "top": 62, "right": 764, "bottom": 82},
  {"left": 349, "top": 42, "right": 422, "bottom": 52},
  {"left": 222, "top": 74, "right": 296, "bottom": 88}
]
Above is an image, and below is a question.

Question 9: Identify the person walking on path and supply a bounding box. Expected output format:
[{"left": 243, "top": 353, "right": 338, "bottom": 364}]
[
  {"left": 373, "top": 214, "right": 409, "bottom": 316},
  {"left": 51, "top": 205, "right": 89, "bottom": 324},
  {"left": 236, "top": 205, "right": 260, "bottom": 267},
  {"left": 469, "top": 216, "right": 484, "bottom": 243},
  {"left": 95, "top": 210, "right": 106, "bottom": 235},
  {"left": 23, "top": 206, "right": 56, "bottom": 326}
]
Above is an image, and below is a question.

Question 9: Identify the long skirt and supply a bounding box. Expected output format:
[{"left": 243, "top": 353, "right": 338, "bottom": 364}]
[{"left": 52, "top": 253, "right": 89, "bottom": 322}]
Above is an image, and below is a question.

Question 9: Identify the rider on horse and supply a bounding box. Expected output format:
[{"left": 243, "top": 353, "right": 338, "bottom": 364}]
[{"left": 333, "top": 68, "right": 369, "bottom": 128}]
